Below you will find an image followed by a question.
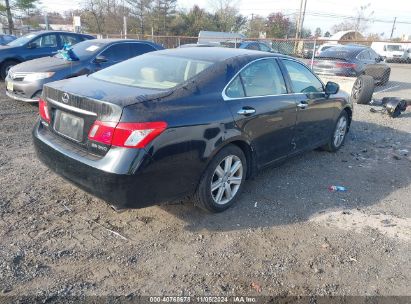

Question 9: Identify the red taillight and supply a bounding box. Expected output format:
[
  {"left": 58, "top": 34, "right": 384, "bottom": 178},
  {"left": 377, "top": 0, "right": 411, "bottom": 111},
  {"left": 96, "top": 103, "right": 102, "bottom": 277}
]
[
  {"left": 39, "top": 98, "right": 50, "bottom": 123},
  {"left": 335, "top": 62, "right": 356, "bottom": 69},
  {"left": 88, "top": 121, "right": 167, "bottom": 148}
]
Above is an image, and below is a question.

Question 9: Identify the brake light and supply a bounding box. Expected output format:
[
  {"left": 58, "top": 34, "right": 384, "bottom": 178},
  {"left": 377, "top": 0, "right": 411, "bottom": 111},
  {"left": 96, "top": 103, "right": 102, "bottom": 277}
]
[
  {"left": 335, "top": 62, "right": 357, "bottom": 69},
  {"left": 39, "top": 98, "right": 50, "bottom": 123},
  {"left": 88, "top": 121, "right": 167, "bottom": 148}
]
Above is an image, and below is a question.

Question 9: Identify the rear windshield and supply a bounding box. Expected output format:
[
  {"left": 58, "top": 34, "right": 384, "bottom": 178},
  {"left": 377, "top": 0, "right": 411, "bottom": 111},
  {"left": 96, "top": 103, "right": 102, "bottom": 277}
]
[
  {"left": 318, "top": 47, "right": 359, "bottom": 60},
  {"left": 91, "top": 53, "right": 213, "bottom": 90},
  {"left": 55, "top": 40, "right": 106, "bottom": 60}
]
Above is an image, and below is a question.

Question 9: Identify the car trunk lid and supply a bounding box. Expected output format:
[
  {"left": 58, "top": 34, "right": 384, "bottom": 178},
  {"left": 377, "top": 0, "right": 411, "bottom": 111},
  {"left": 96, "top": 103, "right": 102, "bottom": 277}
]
[{"left": 41, "top": 76, "right": 172, "bottom": 157}]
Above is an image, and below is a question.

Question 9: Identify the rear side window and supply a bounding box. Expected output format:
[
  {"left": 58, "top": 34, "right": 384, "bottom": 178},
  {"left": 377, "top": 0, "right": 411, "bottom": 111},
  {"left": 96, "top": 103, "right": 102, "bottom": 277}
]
[
  {"left": 282, "top": 60, "right": 323, "bottom": 93},
  {"left": 129, "top": 43, "right": 156, "bottom": 57},
  {"left": 226, "top": 59, "right": 286, "bottom": 98},
  {"left": 60, "top": 34, "right": 83, "bottom": 46}
]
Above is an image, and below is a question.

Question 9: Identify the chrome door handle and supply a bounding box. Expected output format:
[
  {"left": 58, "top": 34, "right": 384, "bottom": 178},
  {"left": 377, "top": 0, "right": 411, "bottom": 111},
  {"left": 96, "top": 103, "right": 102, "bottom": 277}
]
[
  {"left": 237, "top": 108, "right": 256, "bottom": 115},
  {"left": 297, "top": 101, "right": 308, "bottom": 109}
]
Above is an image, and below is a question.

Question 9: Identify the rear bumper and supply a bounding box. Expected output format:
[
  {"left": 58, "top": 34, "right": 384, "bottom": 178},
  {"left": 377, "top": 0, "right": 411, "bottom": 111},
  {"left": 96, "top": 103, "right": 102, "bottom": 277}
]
[
  {"left": 313, "top": 67, "right": 357, "bottom": 77},
  {"left": 32, "top": 120, "right": 182, "bottom": 209}
]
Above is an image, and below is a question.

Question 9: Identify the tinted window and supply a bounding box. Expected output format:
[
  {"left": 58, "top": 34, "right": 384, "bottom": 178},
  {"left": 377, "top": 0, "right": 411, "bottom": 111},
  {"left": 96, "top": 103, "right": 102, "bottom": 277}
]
[
  {"left": 60, "top": 34, "right": 83, "bottom": 46},
  {"left": 129, "top": 43, "right": 156, "bottom": 57},
  {"left": 227, "top": 59, "right": 286, "bottom": 97},
  {"left": 91, "top": 53, "right": 213, "bottom": 90},
  {"left": 283, "top": 60, "right": 323, "bottom": 93},
  {"left": 100, "top": 44, "right": 131, "bottom": 62},
  {"left": 32, "top": 34, "right": 57, "bottom": 48}
]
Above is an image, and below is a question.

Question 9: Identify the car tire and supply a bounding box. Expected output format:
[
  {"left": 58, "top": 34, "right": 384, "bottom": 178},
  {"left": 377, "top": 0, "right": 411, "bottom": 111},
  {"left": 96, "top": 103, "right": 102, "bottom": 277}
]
[
  {"left": 379, "top": 68, "right": 391, "bottom": 86},
  {"left": 193, "top": 144, "right": 247, "bottom": 213},
  {"left": 0, "top": 59, "right": 19, "bottom": 79},
  {"left": 322, "top": 111, "right": 349, "bottom": 152},
  {"left": 351, "top": 75, "right": 374, "bottom": 104}
]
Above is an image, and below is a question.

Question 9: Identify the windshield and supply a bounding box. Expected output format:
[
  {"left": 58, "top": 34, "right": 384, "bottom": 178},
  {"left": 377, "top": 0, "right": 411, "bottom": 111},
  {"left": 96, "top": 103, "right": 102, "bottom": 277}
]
[
  {"left": 55, "top": 40, "right": 106, "bottom": 60},
  {"left": 91, "top": 53, "right": 213, "bottom": 90},
  {"left": 7, "top": 33, "right": 37, "bottom": 47},
  {"left": 386, "top": 45, "right": 403, "bottom": 52}
]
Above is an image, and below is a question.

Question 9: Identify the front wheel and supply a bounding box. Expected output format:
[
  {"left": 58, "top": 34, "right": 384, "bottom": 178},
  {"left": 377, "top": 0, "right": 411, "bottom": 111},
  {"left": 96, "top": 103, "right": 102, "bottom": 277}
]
[
  {"left": 322, "top": 111, "right": 349, "bottom": 152},
  {"left": 194, "top": 145, "right": 247, "bottom": 213}
]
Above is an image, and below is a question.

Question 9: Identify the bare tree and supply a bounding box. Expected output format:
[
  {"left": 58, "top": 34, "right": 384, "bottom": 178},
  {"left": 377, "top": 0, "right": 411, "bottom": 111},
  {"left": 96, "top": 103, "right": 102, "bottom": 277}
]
[{"left": 126, "top": 0, "right": 150, "bottom": 35}]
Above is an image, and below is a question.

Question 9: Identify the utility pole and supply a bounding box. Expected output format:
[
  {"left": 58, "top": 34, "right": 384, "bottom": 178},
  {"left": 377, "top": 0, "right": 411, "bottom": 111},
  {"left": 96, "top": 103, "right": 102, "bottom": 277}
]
[
  {"left": 4, "top": 0, "right": 14, "bottom": 34},
  {"left": 300, "top": 0, "right": 308, "bottom": 38},
  {"left": 295, "top": 0, "right": 304, "bottom": 41},
  {"left": 390, "top": 17, "right": 397, "bottom": 40}
]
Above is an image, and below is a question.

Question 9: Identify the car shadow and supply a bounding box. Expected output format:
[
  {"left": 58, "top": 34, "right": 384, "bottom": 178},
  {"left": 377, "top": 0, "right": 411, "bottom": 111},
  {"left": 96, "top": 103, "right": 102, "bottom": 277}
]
[{"left": 159, "top": 120, "right": 411, "bottom": 232}]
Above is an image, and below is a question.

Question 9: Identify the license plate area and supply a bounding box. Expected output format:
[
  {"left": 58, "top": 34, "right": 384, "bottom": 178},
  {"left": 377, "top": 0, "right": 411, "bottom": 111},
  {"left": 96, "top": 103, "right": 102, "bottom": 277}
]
[
  {"left": 53, "top": 110, "right": 84, "bottom": 142},
  {"left": 6, "top": 81, "right": 13, "bottom": 91}
]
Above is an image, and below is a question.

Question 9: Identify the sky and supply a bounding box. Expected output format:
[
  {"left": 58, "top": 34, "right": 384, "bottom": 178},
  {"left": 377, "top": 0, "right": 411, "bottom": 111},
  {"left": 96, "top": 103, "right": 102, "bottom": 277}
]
[{"left": 40, "top": 0, "right": 411, "bottom": 39}]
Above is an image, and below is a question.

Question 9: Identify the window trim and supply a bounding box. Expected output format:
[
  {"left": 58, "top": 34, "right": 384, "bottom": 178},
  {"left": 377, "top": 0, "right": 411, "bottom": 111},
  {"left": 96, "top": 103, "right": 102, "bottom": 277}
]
[{"left": 222, "top": 57, "right": 290, "bottom": 101}]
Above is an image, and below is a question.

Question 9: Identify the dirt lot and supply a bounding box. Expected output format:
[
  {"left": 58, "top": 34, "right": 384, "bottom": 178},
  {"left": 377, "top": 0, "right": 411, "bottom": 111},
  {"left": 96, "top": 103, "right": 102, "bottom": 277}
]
[{"left": 0, "top": 67, "right": 410, "bottom": 301}]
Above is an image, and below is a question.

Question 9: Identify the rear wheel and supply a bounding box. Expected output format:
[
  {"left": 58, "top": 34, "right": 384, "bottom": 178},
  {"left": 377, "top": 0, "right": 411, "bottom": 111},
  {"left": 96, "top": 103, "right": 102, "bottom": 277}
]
[
  {"left": 0, "top": 59, "right": 19, "bottom": 79},
  {"left": 351, "top": 75, "right": 374, "bottom": 104},
  {"left": 322, "top": 111, "right": 349, "bottom": 152},
  {"left": 194, "top": 145, "right": 246, "bottom": 213}
]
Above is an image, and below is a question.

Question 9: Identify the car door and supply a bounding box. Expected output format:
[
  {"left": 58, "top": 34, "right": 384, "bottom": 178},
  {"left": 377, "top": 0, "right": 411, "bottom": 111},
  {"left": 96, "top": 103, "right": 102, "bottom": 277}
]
[
  {"left": 93, "top": 43, "right": 131, "bottom": 71},
  {"left": 224, "top": 58, "right": 297, "bottom": 166},
  {"left": 280, "top": 58, "right": 338, "bottom": 151},
  {"left": 25, "top": 33, "right": 59, "bottom": 60}
]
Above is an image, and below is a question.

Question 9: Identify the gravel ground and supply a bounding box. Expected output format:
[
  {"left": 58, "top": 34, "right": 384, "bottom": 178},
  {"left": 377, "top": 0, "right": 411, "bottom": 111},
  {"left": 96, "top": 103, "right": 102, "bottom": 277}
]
[{"left": 0, "top": 69, "right": 410, "bottom": 301}]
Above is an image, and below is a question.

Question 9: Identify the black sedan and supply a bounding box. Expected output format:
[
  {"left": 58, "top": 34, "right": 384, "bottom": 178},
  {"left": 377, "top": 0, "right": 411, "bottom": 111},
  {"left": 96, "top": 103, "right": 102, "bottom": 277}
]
[
  {"left": 5, "top": 39, "right": 164, "bottom": 102},
  {"left": 0, "top": 31, "right": 94, "bottom": 79},
  {"left": 33, "top": 48, "right": 353, "bottom": 212},
  {"left": 312, "top": 45, "right": 391, "bottom": 85}
]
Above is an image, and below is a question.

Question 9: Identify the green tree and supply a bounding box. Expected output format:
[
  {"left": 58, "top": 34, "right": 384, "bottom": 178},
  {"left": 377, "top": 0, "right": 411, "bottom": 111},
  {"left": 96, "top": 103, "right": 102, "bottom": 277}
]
[
  {"left": 314, "top": 27, "right": 322, "bottom": 37},
  {"left": 126, "top": 0, "right": 151, "bottom": 35},
  {"left": 266, "top": 13, "right": 291, "bottom": 38},
  {"left": 246, "top": 15, "right": 266, "bottom": 38},
  {"left": 0, "top": 0, "right": 38, "bottom": 33}
]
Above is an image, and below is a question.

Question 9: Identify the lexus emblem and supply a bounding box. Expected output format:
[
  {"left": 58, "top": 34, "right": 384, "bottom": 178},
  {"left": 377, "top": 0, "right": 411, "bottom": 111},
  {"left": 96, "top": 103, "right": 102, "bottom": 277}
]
[{"left": 62, "top": 93, "right": 70, "bottom": 103}]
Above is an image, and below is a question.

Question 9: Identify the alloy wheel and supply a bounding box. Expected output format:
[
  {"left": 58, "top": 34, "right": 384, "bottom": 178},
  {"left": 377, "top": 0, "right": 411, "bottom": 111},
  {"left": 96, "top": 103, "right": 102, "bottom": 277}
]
[
  {"left": 333, "top": 116, "right": 347, "bottom": 148},
  {"left": 352, "top": 78, "right": 362, "bottom": 100},
  {"left": 210, "top": 155, "right": 243, "bottom": 205}
]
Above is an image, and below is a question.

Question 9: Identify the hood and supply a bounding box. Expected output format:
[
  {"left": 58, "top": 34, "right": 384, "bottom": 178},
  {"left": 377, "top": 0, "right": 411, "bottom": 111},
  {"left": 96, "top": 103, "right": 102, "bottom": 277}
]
[
  {"left": 11, "top": 56, "right": 81, "bottom": 73},
  {"left": 45, "top": 75, "right": 174, "bottom": 107}
]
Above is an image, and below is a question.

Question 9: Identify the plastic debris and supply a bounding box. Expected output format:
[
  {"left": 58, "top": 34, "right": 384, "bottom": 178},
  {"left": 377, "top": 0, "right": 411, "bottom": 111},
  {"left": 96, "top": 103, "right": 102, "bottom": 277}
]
[{"left": 328, "top": 185, "right": 347, "bottom": 192}]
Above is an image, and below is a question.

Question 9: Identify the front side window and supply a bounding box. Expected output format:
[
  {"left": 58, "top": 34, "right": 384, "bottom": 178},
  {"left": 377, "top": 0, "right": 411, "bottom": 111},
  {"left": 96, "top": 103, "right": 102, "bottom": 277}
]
[
  {"left": 100, "top": 44, "right": 131, "bottom": 62},
  {"left": 32, "top": 34, "right": 57, "bottom": 48},
  {"left": 226, "top": 59, "right": 286, "bottom": 98},
  {"left": 91, "top": 53, "right": 213, "bottom": 90},
  {"left": 129, "top": 43, "right": 156, "bottom": 57},
  {"left": 282, "top": 60, "right": 323, "bottom": 93}
]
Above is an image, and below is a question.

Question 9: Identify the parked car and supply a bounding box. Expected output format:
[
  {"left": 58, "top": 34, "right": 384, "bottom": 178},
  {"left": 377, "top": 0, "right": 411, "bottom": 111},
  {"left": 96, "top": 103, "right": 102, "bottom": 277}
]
[
  {"left": 313, "top": 45, "right": 391, "bottom": 85},
  {"left": 315, "top": 43, "right": 340, "bottom": 57},
  {"left": 179, "top": 42, "right": 221, "bottom": 48},
  {"left": 33, "top": 48, "right": 352, "bottom": 213},
  {"left": 371, "top": 42, "right": 405, "bottom": 62},
  {"left": 5, "top": 39, "right": 164, "bottom": 102},
  {"left": 0, "top": 34, "right": 16, "bottom": 45},
  {"left": 0, "top": 30, "right": 94, "bottom": 79},
  {"left": 401, "top": 48, "right": 411, "bottom": 63},
  {"left": 238, "top": 41, "right": 274, "bottom": 52}
]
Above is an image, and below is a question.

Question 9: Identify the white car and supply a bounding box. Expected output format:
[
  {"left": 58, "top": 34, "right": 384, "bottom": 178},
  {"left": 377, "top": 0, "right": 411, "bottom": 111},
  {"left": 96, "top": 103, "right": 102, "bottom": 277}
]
[{"left": 371, "top": 42, "right": 405, "bottom": 62}]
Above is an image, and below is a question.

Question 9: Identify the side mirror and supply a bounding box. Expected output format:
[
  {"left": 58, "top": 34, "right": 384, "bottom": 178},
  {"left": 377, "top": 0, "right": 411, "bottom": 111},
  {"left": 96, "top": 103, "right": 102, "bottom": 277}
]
[
  {"left": 325, "top": 81, "right": 339, "bottom": 95},
  {"left": 27, "top": 42, "right": 38, "bottom": 49},
  {"left": 94, "top": 55, "right": 108, "bottom": 63}
]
